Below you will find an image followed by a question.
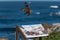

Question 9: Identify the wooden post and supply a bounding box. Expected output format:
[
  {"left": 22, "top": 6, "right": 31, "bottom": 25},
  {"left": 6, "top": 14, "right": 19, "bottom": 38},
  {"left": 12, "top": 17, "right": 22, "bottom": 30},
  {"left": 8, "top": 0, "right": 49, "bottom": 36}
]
[
  {"left": 16, "top": 25, "right": 27, "bottom": 40},
  {"left": 39, "top": 37, "right": 42, "bottom": 40},
  {"left": 16, "top": 26, "right": 19, "bottom": 40}
]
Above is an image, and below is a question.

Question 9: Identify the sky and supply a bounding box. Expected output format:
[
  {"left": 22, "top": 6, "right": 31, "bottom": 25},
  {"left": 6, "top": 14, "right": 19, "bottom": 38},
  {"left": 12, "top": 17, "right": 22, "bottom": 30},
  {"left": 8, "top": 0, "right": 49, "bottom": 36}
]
[{"left": 0, "top": 0, "right": 59, "bottom": 1}]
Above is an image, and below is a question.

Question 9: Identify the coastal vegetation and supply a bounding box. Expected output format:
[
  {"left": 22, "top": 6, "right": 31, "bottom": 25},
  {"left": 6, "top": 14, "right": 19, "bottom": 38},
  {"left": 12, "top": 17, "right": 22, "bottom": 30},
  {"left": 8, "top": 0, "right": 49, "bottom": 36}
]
[{"left": 42, "top": 32, "right": 60, "bottom": 40}]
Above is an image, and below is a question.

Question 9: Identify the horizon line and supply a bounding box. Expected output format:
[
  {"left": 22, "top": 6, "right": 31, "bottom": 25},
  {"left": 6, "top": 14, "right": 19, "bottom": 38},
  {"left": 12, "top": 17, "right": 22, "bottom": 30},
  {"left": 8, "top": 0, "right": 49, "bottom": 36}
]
[{"left": 0, "top": 1, "right": 59, "bottom": 2}]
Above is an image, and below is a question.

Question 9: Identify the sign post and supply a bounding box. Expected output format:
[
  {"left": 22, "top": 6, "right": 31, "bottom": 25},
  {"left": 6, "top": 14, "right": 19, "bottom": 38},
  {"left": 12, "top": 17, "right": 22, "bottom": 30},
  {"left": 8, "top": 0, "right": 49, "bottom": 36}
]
[{"left": 16, "top": 24, "right": 48, "bottom": 40}]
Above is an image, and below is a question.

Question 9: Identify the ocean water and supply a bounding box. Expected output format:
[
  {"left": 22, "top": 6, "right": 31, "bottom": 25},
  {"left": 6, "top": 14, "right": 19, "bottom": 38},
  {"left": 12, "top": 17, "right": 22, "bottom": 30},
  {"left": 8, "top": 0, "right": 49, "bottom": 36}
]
[
  {"left": 0, "top": 1, "right": 60, "bottom": 40},
  {"left": 0, "top": 1, "right": 60, "bottom": 28}
]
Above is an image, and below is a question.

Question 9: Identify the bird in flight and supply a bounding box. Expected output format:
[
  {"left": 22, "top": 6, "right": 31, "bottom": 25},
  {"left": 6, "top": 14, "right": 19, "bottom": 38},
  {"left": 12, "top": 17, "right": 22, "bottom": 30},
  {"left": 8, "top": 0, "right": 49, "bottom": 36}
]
[{"left": 22, "top": 2, "right": 32, "bottom": 16}]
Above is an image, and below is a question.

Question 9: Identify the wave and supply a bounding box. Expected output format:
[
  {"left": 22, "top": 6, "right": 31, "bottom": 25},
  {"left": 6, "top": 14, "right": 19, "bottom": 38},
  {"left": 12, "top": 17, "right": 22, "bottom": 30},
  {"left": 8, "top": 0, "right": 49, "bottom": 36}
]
[
  {"left": 50, "top": 5, "right": 59, "bottom": 9},
  {"left": 55, "top": 11, "right": 60, "bottom": 15},
  {"left": 53, "top": 23, "right": 60, "bottom": 25},
  {"left": 35, "top": 12, "right": 40, "bottom": 15},
  {"left": 49, "top": 11, "right": 60, "bottom": 16}
]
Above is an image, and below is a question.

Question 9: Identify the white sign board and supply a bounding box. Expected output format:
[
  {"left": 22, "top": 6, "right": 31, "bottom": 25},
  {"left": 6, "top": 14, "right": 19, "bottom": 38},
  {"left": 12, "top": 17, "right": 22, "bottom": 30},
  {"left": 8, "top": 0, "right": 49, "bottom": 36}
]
[{"left": 20, "top": 24, "right": 48, "bottom": 38}]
